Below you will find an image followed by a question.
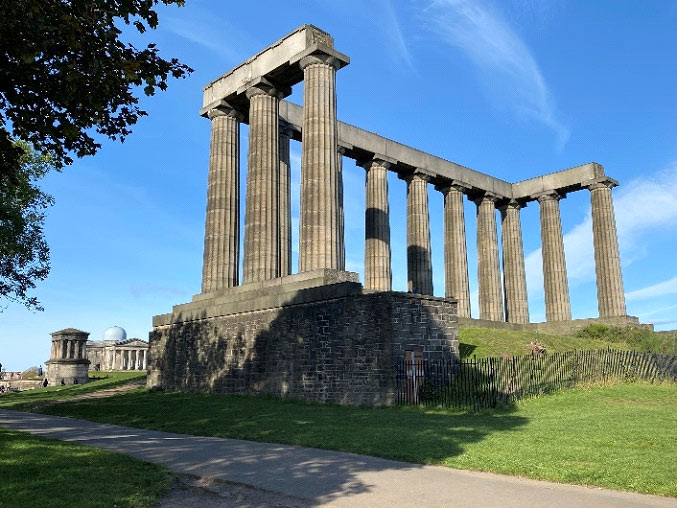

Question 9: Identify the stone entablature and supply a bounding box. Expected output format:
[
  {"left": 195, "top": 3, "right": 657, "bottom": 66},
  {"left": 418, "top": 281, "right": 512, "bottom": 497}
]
[{"left": 86, "top": 338, "right": 148, "bottom": 371}]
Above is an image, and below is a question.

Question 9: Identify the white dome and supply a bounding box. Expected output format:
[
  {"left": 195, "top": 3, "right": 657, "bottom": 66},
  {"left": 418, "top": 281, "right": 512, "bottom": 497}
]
[{"left": 104, "top": 326, "right": 127, "bottom": 342}]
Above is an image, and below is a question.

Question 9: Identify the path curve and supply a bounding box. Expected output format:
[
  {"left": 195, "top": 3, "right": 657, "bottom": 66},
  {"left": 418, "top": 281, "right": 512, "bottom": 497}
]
[{"left": 0, "top": 410, "right": 673, "bottom": 508}]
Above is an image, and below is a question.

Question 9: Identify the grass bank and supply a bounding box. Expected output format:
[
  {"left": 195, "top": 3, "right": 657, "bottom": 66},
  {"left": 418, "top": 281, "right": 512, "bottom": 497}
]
[
  {"left": 0, "top": 371, "right": 145, "bottom": 411},
  {"left": 0, "top": 427, "right": 170, "bottom": 508},
  {"left": 459, "top": 324, "right": 677, "bottom": 358},
  {"left": 41, "top": 381, "right": 677, "bottom": 497}
]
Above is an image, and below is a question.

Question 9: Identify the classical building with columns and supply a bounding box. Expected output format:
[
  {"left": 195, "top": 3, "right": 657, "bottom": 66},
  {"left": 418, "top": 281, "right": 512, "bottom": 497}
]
[
  {"left": 86, "top": 327, "right": 149, "bottom": 372},
  {"left": 148, "top": 26, "right": 636, "bottom": 405}
]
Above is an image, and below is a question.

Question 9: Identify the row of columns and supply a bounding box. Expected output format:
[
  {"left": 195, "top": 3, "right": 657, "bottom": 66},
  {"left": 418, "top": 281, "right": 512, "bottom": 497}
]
[
  {"left": 52, "top": 339, "right": 85, "bottom": 360},
  {"left": 113, "top": 349, "right": 147, "bottom": 371},
  {"left": 360, "top": 168, "right": 625, "bottom": 322},
  {"left": 199, "top": 51, "right": 625, "bottom": 323},
  {"left": 201, "top": 52, "right": 345, "bottom": 292}
]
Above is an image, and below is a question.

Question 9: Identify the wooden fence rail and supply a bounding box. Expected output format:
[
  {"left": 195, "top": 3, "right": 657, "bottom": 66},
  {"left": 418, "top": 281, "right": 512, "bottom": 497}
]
[{"left": 394, "top": 349, "right": 677, "bottom": 410}]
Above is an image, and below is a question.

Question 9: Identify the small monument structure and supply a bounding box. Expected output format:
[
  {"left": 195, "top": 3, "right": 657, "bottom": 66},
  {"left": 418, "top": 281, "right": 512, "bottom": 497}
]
[{"left": 45, "top": 328, "right": 90, "bottom": 385}]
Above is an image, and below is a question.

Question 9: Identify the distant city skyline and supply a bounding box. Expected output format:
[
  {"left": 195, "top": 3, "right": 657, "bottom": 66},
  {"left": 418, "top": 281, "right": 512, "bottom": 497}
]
[{"left": 2, "top": 0, "right": 676, "bottom": 370}]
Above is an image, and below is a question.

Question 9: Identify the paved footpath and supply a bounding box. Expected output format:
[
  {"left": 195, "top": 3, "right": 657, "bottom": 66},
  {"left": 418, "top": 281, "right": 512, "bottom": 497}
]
[{"left": 1, "top": 409, "right": 674, "bottom": 508}]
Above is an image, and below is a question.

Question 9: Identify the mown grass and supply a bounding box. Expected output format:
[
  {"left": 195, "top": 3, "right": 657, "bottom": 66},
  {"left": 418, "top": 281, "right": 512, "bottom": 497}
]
[
  {"left": 0, "top": 427, "right": 171, "bottom": 508},
  {"left": 459, "top": 324, "right": 677, "bottom": 358},
  {"left": 42, "top": 381, "right": 677, "bottom": 497},
  {"left": 0, "top": 371, "right": 146, "bottom": 411}
]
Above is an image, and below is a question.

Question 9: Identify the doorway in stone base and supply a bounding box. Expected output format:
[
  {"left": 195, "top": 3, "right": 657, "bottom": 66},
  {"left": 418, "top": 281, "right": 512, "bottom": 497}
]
[{"left": 405, "top": 350, "right": 424, "bottom": 404}]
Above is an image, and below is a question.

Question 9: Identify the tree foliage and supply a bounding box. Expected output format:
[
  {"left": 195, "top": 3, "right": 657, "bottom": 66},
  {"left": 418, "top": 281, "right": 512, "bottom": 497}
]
[
  {"left": 0, "top": 141, "right": 55, "bottom": 311},
  {"left": 0, "top": 0, "right": 192, "bottom": 309}
]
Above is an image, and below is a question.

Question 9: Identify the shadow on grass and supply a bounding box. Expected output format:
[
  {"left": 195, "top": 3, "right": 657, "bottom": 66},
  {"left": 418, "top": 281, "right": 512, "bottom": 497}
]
[
  {"left": 0, "top": 427, "right": 169, "bottom": 508},
  {"left": 0, "top": 371, "right": 146, "bottom": 411},
  {"left": 459, "top": 342, "right": 477, "bottom": 359},
  {"left": 43, "top": 389, "right": 528, "bottom": 465}
]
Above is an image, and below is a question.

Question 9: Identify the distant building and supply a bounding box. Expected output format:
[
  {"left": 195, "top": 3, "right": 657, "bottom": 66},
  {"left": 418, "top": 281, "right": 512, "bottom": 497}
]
[{"left": 86, "top": 326, "right": 149, "bottom": 371}]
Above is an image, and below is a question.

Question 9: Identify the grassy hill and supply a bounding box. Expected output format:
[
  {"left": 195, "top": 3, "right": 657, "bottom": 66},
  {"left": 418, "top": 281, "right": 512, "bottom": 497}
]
[{"left": 459, "top": 324, "right": 677, "bottom": 359}]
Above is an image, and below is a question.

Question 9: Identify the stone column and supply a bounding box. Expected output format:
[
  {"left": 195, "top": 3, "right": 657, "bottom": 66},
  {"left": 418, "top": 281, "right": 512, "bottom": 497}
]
[
  {"left": 438, "top": 183, "right": 471, "bottom": 317},
  {"left": 279, "top": 122, "right": 293, "bottom": 276},
  {"left": 243, "top": 81, "right": 286, "bottom": 283},
  {"left": 538, "top": 191, "right": 571, "bottom": 321},
  {"left": 587, "top": 179, "right": 626, "bottom": 317},
  {"left": 405, "top": 172, "right": 433, "bottom": 295},
  {"left": 298, "top": 53, "right": 343, "bottom": 272},
  {"left": 142, "top": 350, "right": 147, "bottom": 370},
  {"left": 475, "top": 194, "right": 504, "bottom": 321},
  {"left": 337, "top": 146, "right": 346, "bottom": 271},
  {"left": 500, "top": 201, "right": 529, "bottom": 323},
  {"left": 362, "top": 158, "right": 392, "bottom": 291},
  {"left": 201, "top": 104, "right": 242, "bottom": 292}
]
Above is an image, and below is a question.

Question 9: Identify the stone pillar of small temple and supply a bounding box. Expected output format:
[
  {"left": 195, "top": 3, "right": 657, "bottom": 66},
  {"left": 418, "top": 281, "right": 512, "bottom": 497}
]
[
  {"left": 587, "top": 179, "right": 627, "bottom": 318},
  {"left": 405, "top": 172, "right": 433, "bottom": 295},
  {"left": 438, "top": 183, "right": 471, "bottom": 317},
  {"left": 243, "top": 80, "right": 286, "bottom": 283},
  {"left": 475, "top": 194, "right": 504, "bottom": 321},
  {"left": 538, "top": 191, "right": 571, "bottom": 321},
  {"left": 362, "top": 158, "right": 392, "bottom": 291},
  {"left": 500, "top": 201, "right": 529, "bottom": 324},
  {"left": 201, "top": 104, "right": 242, "bottom": 292}
]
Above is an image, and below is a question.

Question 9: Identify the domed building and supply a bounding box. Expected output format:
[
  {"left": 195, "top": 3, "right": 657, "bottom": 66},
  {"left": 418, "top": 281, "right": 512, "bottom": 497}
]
[{"left": 86, "top": 326, "right": 149, "bottom": 371}]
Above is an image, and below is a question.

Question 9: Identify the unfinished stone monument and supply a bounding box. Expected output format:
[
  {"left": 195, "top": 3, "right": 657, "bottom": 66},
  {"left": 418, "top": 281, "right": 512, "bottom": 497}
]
[
  {"left": 46, "top": 328, "right": 90, "bottom": 385},
  {"left": 148, "top": 25, "right": 636, "bottom": 404}
]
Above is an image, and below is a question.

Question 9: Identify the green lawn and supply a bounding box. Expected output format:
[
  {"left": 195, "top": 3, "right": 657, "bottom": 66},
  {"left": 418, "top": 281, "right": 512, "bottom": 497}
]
[
  {"left": 459, "top": 324, "right": 677, "bottom": 358},
  {"left": 0, "top": 427, "right": 170, "bottom": 508},
  {"left": 40, "top": 381, "right": 677, "bottom": 497},
  {"left": 0, "top": 371, "right": 146, "bottom": 411}
]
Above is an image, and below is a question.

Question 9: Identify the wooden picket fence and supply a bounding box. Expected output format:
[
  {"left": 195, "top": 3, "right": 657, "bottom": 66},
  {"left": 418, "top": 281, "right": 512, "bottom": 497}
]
[{"left": 394, "top": 349, "right": 677, "bottom": 410}]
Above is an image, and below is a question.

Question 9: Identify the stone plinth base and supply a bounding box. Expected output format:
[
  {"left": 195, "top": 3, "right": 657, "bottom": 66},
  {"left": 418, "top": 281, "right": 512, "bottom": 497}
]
[
  {"left": 458, "top": 315, "right": 651, "bottom": 335},
  {"left": 148, "top": 273, "right": 459, "bottom": 406},
  {"left": 45, "top": 359, "right": 89, "bottom": 385}
]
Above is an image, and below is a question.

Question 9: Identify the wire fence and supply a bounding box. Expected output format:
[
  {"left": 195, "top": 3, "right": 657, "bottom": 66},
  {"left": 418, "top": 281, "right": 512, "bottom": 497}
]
[{"left": 394, "top": 349, "right": 677, "bottom": 410}]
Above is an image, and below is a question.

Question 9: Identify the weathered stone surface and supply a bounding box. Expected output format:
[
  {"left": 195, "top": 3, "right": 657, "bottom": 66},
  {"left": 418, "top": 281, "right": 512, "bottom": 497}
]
[
  {"left": 363, "top": 159, "right": 392, "bottom": 291},
  {"left": 587, "top": 179, "right": 627, "bottom": 318},
  {"left": 405, "top": 172, "right": 433, "bottom": 295},
  {"left": 148, "top": 287, "right": 459, "bottom": 406},
  {"left": 46, "top": 329, "right": 90, "bottom": 385},
  {"left": 458, "top": 315, "right": 649, "bottom": 335},
  {"left": 475, "top": 195, "right": 503, "bottom": 321},
  {"left": 298, "top": 52, "right": 342, "bottom": 272},
  {"left": 243, "top": 83, "right": 284, "bottom": 283},
  {"left": 538, "top": 192, "right": 571, "bottom": 322},
  {"left": 202, "top": 106, "right": 241, "bottom": 292},
  {"left": 439, "top": 184, "right": 471, "bottom": 318},
  {"left": 500, "top": 202, "right": 529, "bottom": 324}
]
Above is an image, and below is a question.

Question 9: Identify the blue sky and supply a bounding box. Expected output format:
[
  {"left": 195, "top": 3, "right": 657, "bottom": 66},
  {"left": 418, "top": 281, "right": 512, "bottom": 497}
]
[{"left": 2, "top": 0, "right": 676, "bottom": 370}]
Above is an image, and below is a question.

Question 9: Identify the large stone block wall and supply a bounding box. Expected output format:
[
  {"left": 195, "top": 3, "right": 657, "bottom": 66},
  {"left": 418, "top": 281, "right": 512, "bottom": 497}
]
[{"left": 148, "top": 290, "right": 459, "bottom": 406}]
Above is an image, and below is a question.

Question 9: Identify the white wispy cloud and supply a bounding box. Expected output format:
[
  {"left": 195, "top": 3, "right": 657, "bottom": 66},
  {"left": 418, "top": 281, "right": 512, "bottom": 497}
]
[
  {"left": 421, "top": 0, "right": 569, "bottom": 148},
  {"left": 626, "top": 276, "right": 677, "bottom": 301},
  {"left": 161, "top": 7, "right": 257, "bottom": 62},
  {"left": 525, "top": 164, "right": 677, "bottom": 294},
  {"left": 381, "top": 0, "right": 414, "bottom": 68}
]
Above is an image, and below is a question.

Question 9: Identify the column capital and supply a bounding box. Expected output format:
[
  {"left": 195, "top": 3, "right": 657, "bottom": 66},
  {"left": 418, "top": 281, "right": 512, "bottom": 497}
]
[
  {"left": 535, "top": 190, "right": 565, "bottom": 203},
  {"left": 206, "top": 104, "right": 244, "bottom": 121},
  {"left": 472, "top": 191, "right": 501, "bottom": 206},
  {"left": 399, "top": 169, "right": 433, "bottom": 183},
  {"left": 279, "top": 120, "right": 295, "bottom": 139},
  {"left": 245, "top": 77, "right": 291, "bottom": 100},
  {"left": 498, "top": 200, "right": 525, "bottom": 212},
  {"left": 293, "top": 44, "right": 350, "bottom": 71},
  {"left": 583, "top": 177, "right": 619, "bottom": 191},
  {"left": 357, "top": 154, "right": 395, "bottom": 171},
  {"left": 435, "top": 179, "right": 471, "bottom": 194}
]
